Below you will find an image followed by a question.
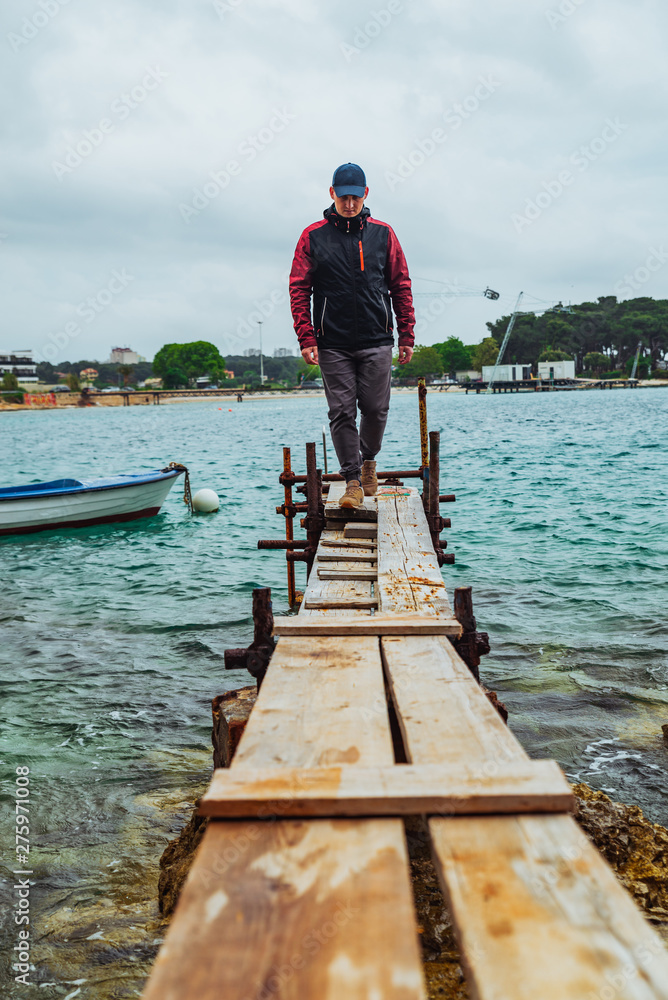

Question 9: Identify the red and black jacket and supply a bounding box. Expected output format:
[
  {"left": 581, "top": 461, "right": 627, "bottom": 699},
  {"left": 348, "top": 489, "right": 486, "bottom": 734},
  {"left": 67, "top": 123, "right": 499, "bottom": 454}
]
[{"left": 289, "top": 205, "right": 415, "bottom": 352}]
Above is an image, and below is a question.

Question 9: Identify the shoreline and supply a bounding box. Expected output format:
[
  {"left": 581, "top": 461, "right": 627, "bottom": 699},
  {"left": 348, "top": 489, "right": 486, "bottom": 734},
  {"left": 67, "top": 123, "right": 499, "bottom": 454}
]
[{"left": 2, "top": 379, "right": 668, "bottom": 412}]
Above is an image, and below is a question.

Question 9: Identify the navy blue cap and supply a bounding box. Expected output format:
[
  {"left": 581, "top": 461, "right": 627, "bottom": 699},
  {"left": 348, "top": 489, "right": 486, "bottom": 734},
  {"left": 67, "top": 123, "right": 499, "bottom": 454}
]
[{"left": 332, "top": 162, "right": 366, "bottom": 197}]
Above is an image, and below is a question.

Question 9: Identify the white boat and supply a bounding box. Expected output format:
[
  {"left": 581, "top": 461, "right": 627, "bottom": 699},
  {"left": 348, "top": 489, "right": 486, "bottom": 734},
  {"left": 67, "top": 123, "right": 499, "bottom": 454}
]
[{"left": 0, "top": 467, "right": 185, "bottom": 536}]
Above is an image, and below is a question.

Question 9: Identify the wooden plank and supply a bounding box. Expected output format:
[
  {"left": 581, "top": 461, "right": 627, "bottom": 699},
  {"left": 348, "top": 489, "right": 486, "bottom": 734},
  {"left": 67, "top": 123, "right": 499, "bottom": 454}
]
[
  {"left": 381, "top": 635, "right": 525, "bottom": 766},
  {"left": 317, "top": 569, "right": 377, "bottom": 581},
  {"left": 430, "top": 815, "right": 668, "bottom": 1000},
  {"left": 381, "top": 634, "right": 668, "bottom": 999},
  {"left": 298, "top": 526, "right": 375, "bottom": 619},
  {"left": 344, "top": 523, "right": 377, "bottom": 538},
  {"left": 317, "top": 552, "right": 378, "bottom": 562},
  {"left": 200, "top": 760, "right": 574, "bottom": 818},
  {"left": 274, "top": 615, "right": 462, "bottom": 637},
  {"left": 376, "top": 490, "right": 452, "bottom": 617},
  {"left": 325, "top": 481, "right": 377, "bottom": 518},
  {"left": 326, "top": 507, "right": 378, "bottom": 522},
  {"left": 321, "top": 538, "right": 377, "bottom": 550},
  {"left": 304, "top": 597, "right": 378, "bottom": 610},
  {"left": 143, "top": 636, "right": 427, "bottom": 1000}
]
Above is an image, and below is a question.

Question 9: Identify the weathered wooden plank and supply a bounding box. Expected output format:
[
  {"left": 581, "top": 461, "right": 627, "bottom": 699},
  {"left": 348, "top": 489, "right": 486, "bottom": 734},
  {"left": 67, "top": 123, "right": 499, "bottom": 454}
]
[
  {"left": 381, "top": 635, "right": 525, "bottom": 766},
  {"left": 344, "top": 523, "right": 378, "bottom": 538},
  {"left": 325, "top": 483, "right": 377, "bottom": 521},
  {"left": 376, "top": 489, "right": 452, "bottom": 617},
  {"left": 317, "top": 552, "right": 378, "bottom": 562},
  {"left": 274, "top": 615, "right": 462, "bottom": 637},
  {"left": 143, "top": 636, "right": 427, "bottom": 1000},
  {"left": 233, "top": 637, "right": 392, "bottom": 768},
  {"left": 320, "top": 538, "right": 377, "bottom": 550},
  {"left": 304, "top": 597, "right": 378, "bottom": 610},
  {"left": 298, "top": 526, "right": 374, "bottom": 619},
  {"left": 200, "top": 760, "right": 574, "bottom": 818},
  {"left": 381, "top": 634, "right": 668, "bottom": 1000},
  {"left": 317, "top": 569, "right": 378, "bottom": 581},
  {"left": 430, "top": 815, "right": 668, "bottom": 1000}
]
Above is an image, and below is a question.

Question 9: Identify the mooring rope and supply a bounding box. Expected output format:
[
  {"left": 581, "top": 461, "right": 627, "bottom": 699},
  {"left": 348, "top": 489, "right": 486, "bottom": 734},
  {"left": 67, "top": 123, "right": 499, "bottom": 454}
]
[{"left": 162, "top": 462, "right": 193, "bottom": 513}]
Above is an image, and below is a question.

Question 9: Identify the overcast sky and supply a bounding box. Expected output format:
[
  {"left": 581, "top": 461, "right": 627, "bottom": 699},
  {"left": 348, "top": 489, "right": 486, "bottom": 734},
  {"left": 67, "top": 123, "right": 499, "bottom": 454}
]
[{"left": 2, "top": 0, "right": 667, "bottom": 363}]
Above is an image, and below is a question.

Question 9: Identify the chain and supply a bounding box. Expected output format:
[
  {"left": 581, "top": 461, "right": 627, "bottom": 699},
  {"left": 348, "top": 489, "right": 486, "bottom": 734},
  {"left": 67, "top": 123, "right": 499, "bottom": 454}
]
[{"left": 163, "top": 462, "right": 193, "bottom": 513}]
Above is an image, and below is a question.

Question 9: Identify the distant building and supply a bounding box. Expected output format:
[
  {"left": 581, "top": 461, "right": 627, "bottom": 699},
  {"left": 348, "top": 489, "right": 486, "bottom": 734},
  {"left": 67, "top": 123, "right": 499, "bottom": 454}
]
[
  {"left": 456, "top": 370, "right": 481, "bottom": 381},
  {"left": 108, "top": 347, "right": 144, "bottom": 364},
  {"left": 538, "top": 360, "right": 575, "bottom": 380},
  {"left": 0, "top": 350, "right": 38, "bottom": 382},
  {"left": 142, "top": 377, "right": 163, "bottom": 388},
  {"left": 273, "top": 347, "right": 293, "bottom": 357},
  {"left": 482, "top": 363, "right": 532, "bottom": 382},
  {"left": 224, "top": 369, "right": 235, "bottom": 379},
  {"left": 243, "top": 348, "right": 261, "bottom": 357},
  {"left": 80, "top": 367, "right": 99, "bottom": 383}
]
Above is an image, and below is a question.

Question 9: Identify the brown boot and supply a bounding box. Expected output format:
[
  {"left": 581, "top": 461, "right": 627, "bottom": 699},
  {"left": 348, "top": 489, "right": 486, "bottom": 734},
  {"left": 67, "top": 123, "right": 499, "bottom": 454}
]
[
  {"left": 339, "top": 480, "right": 364, "bottom": 508},
  {"left": 361, "top": 460, "right": 378, "bottom": 496}
]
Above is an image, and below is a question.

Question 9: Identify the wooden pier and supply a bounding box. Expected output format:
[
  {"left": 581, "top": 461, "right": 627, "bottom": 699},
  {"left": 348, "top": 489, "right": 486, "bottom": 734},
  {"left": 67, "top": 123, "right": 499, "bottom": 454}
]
[{"left": 142, "top": 462, "right": 668, "bottom": 999}]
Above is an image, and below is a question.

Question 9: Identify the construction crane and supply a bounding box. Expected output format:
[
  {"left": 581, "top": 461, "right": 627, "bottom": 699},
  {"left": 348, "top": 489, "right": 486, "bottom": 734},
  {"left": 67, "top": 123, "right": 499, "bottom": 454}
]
[
  {"left": 485, "top": 292, "right": 524, "bottom": 393},
  {"left": 629, "top": 341, "right": 643, "bottom": 380}
]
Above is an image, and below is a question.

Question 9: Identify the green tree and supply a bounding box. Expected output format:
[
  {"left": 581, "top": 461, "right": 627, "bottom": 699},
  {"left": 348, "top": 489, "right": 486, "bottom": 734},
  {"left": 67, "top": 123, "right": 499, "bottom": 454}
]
[
  {"left": 2, "top": 371, "right": 19, "bottom": 391},
  {"left": 470, "top": 337, "right": 499, "bottom": 370},
  {"left": 583, "top": 352, "right": 609, "bottom": 373},
  {"left": 66, "top": 372, "right": 80, "bottom": 392},
  {"left": 117, "top": 364, "right": 133, "bottom": 387},
  {"left": 432, "top": 337, "right": 472, "bottom": 374},
  {"left": 395, "top": 345, "right": 443, "bottom": 378},
  {"left": 154, "top": 341, "right": 225, "bottom": 384},
  {"left": 538, "top": 348, "right": 573, "bottom": 362},
  {"left": 162, "top": 366, "right": 189, "bottom": 389}
]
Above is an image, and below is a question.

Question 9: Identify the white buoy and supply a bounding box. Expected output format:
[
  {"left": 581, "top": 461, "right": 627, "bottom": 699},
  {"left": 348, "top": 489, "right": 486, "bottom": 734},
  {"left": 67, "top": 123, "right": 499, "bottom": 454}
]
[{"left": 192, "top": 488, "right": 220, "bottom": 513}]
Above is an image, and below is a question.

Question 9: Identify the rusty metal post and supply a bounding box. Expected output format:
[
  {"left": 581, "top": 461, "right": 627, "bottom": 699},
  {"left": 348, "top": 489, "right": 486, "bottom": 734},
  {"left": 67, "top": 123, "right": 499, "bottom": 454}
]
[
  {"left": 322, "top": 426, "right": 328, "bottom": 475},
  {"left": 304, "top": 441, "right": 325, "bottom": 579},
  {"left": 282, "top": 447, "right": 296, "bottom": 607},
  {"left": 224, "top": 587, "right": 276, "bottom": 690},
  {"left": 428, "top": 430, "right": 440, "bottom": 521},
  {"left": 418, "top": 378, "right": 429, "bottom": 468}
]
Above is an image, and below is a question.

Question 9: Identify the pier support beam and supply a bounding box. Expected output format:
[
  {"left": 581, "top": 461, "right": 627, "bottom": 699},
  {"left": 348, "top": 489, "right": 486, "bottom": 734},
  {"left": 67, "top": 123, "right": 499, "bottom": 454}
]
[{"left": 223, "top": 587, "right": 275, "bottom": 689}]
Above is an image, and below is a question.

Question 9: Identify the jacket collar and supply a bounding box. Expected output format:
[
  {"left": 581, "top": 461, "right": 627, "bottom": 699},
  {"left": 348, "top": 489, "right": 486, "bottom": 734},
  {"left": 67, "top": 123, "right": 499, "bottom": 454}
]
[{"left": 324, "top": 204, "right": 370, "bottom": 233}]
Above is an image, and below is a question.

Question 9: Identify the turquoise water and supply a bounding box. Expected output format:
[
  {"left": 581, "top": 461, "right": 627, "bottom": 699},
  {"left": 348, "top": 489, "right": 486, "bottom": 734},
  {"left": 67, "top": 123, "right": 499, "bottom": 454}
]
[{"left": 1, "top": 389, "right": 667, "bottom": 996}]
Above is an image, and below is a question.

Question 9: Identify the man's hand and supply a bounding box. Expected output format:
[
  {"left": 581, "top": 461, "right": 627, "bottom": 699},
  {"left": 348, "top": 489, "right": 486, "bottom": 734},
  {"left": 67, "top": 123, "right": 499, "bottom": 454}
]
[
  {"left": 301, "top": 345, "right": 319, "bottom": 366},
  {"left": 398, "top": 345, "right": 413, "bottom": 365}
]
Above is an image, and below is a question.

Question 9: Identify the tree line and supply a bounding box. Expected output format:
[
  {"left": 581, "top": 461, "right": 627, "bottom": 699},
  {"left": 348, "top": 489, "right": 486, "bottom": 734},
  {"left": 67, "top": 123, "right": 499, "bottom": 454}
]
[{"left": 397, "top": 295, "right": 668, "bottom": 379}]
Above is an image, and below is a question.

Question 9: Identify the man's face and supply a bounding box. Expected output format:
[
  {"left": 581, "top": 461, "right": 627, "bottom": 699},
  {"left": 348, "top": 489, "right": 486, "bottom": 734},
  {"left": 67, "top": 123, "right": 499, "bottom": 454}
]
[{"left": 329, "top": 185, "right": 369, "bottom": 217}]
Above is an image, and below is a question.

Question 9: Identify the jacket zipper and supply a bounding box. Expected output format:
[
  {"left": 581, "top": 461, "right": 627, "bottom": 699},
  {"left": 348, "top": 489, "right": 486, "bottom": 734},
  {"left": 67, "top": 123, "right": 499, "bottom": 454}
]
[
  {"left": 358, "top": 241, "right": 364, "bottom": 271},
  {"left": 321, "top": 297, "right": 328, "bottom": 337},
  {"left": 381, "top": 295, "right": 389, "bottom": 333}
]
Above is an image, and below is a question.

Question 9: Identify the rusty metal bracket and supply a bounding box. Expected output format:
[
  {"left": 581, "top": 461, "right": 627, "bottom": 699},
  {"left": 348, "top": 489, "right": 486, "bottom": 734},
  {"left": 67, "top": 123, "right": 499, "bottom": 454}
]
[{"left": 224, "top": 588, "right": 276, "bottom": 690}]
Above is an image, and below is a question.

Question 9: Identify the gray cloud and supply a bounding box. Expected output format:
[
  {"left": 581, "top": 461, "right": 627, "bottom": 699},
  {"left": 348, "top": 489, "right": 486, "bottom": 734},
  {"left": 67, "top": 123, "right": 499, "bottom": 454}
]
[{"left": 2, "top": 0, "right": 667, "bottom": 362}]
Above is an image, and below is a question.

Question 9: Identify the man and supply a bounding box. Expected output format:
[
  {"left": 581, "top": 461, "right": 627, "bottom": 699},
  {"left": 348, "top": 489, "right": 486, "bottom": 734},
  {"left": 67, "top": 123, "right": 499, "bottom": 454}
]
[{"left": 289, "top": 163, "right": 415, "bottom": 508}]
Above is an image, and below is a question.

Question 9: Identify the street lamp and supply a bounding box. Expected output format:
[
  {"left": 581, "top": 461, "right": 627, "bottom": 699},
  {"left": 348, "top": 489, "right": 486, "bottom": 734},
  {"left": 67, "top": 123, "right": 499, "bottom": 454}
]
[{"left": 257, "top": 321, "right": 264, "bottom": 384}]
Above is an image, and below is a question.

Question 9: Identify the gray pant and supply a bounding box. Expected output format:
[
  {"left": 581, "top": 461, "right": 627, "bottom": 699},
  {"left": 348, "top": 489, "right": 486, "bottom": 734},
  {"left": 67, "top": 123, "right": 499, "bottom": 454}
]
[{"left": 318, "top": 346, "right": 393, "bottom": 482}]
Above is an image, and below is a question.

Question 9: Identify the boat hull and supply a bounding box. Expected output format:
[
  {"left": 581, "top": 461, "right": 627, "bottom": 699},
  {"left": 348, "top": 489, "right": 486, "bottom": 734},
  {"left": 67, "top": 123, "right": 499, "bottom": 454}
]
[{"left": 0, "top": 472, "right": 181, "bottom": 536}]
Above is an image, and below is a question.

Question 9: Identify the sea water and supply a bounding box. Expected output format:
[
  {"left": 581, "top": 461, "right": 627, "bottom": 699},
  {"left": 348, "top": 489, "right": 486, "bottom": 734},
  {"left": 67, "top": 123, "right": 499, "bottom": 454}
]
[{"left": 1, "top": 388, "right": 667, "bottom": 996}]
